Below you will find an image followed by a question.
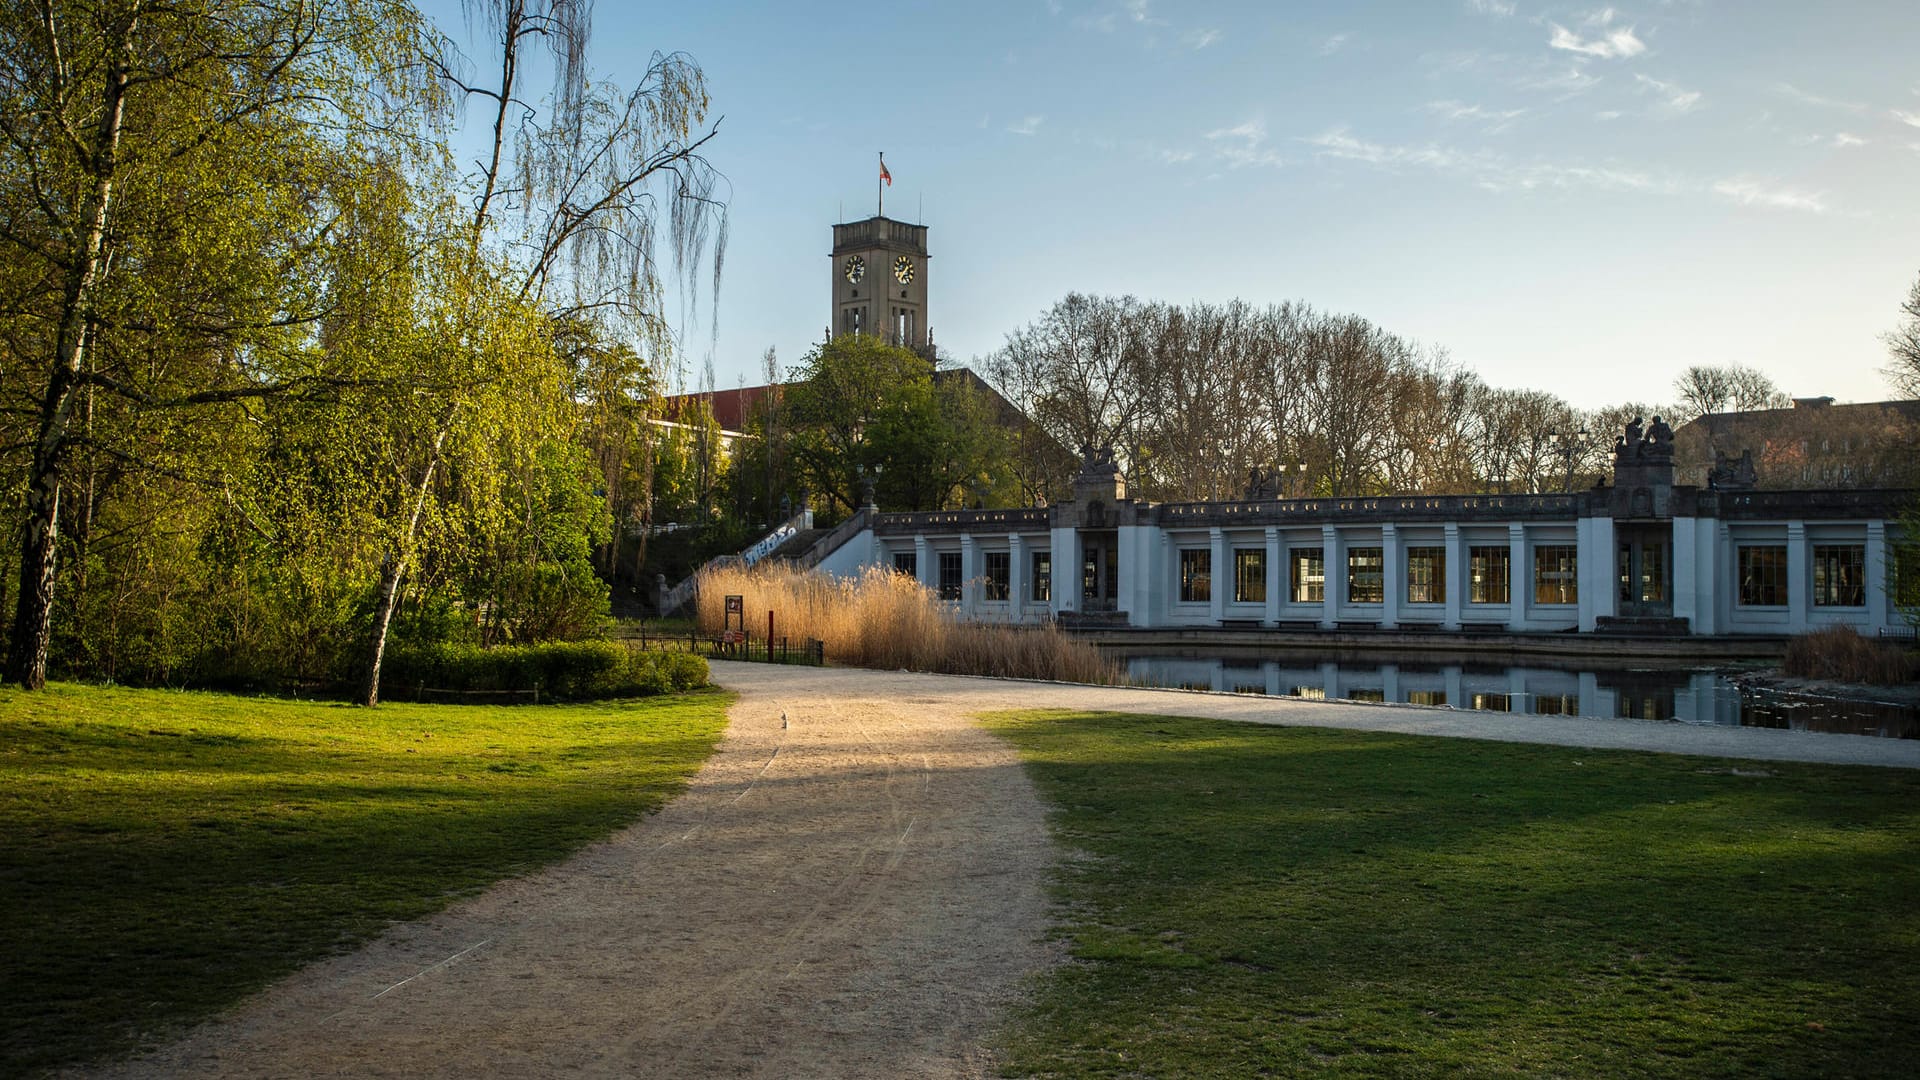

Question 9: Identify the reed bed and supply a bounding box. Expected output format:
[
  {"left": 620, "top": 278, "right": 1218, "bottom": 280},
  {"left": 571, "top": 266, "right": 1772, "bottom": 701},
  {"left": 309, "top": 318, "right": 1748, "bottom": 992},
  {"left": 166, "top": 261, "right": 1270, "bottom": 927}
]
[
  {"left": 1782, "top": 625, "right": 1919, "bottom": 686},
  {"left": 694, "top": 563, "right": 1125, "bottom": 685}
]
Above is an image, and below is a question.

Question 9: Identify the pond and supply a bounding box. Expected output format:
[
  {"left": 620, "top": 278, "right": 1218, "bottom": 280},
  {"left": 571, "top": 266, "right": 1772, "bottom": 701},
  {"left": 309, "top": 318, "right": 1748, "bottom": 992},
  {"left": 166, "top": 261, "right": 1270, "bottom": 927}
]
[{"left": 1114, "top": 650, "right": 1919, "bottom": 740}]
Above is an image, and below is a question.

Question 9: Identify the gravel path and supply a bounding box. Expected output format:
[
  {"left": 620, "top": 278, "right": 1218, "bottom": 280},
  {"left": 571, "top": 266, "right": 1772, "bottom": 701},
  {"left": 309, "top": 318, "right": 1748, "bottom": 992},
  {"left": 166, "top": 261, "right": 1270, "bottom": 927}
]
[
  {"left": 80, "top": 660, "right": 1916, "bottom": 1079},
  {"left": 81, "top": 668, "right": 1057, "bottom": 1079}
]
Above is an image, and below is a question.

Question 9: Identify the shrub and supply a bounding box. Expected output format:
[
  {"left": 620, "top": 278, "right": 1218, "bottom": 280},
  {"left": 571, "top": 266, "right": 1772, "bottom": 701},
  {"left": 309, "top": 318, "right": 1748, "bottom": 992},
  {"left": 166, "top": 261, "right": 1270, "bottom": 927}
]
[
  {"left": 693, "top": 563, "right": 1124, "bottom": 684},
  {"left": 1782, "top": 626, "right": 1919, "bottom": 686},
  {"left": 382, "top": 641, "right": 709, "bottom": 702}
]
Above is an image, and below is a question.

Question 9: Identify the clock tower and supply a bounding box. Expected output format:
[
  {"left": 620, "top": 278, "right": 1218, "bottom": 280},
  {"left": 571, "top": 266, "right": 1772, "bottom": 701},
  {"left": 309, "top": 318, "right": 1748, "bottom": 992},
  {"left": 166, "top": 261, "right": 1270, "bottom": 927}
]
[{"left": 831, "top": 215, "right": 930, "bottom": 356}]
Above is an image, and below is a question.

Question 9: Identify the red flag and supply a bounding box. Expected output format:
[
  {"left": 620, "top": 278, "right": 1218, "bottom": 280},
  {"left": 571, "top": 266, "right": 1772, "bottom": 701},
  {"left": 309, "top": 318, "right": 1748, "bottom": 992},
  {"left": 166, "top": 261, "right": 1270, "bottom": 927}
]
[{"left": 880, "top": 157, "right": 892, "bottom": 186}]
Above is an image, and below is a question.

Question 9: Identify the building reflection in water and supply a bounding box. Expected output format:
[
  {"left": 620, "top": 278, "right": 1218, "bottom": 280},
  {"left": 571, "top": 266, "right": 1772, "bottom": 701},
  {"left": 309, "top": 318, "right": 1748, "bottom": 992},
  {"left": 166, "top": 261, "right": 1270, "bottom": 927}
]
[{"left": 1123, "top": 655, "right": 1917, "bottom": 739}]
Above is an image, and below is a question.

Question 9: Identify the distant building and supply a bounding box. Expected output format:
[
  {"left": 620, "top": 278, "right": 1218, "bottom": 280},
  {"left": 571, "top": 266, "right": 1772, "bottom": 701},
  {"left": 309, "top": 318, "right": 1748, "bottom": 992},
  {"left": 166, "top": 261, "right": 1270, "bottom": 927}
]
[
  {"left": 790, "top": 419, "right": 1912, "bottom": 640},
  {"left": 1676, "top": 397, "right": 1920, "bottom": 490}
]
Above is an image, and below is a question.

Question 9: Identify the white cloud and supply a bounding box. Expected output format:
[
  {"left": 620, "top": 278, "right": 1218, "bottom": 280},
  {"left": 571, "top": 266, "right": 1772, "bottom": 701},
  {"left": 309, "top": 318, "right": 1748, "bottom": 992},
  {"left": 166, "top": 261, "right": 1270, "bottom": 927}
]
[
  {"left": 1526, "top": 65, "right": 1602, "bottom": 96},
  {"left": 1635, "top": 73, "right": 1701, "bottom": 113},
  {"left": 1158, "top": 148, "right": 1196, "bottom": 164},
  {"left": 1892, "top": 109, "right": 1920, "bottom": 129},
  {"left": 1319, "top": 33, "right": 1351, "bottom": 56},
  {"left": 1832, "top": 132, "right": 1868, "bottom": 148},
  {"left": 1425, "top": 99, "right": 1527, "bottom": 132},
  {"left": 1466, "top": 0, "right": 1516, "bottom": 16},
  {"left": 1775, "top": 83, "right": 1866, "bottom": 112},
  {"left": 1007, "top": 115, "right": 1045, "bottom": 136},
  {"left": 1305, "top": 125, "right": 1709, "bottom": 200},
  {"left": 1206, "top": 118, "right": 1267, "bottom": 144},
  {"left": 1712, "top": 178, "right": 1827, "bottom": 214},
  {"left": 1183, "top": 27, "right": 1220, "bottom": 49},
  {"left": 1548, "top": 21, "right": 1646, "bottom": 60},
  {"left": 1204, "top": 117, "right": 1283, "bottom": 168}
]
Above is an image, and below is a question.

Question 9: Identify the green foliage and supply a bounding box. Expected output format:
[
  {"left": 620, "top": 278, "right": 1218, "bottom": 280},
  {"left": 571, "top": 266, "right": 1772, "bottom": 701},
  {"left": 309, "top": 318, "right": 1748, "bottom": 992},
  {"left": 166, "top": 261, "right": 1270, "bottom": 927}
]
[
  {"left": 0, "top": 682, "right": 731, "bottom": 1075},
  {"left": 988, "top": 710, "right": 1920, "bottom": 1078},
  {"left": 383, "top": 641, "right": 707, "bottom": 701},
  {"left": 784, "top": 336, "right": 1016, "bottom": 515}
]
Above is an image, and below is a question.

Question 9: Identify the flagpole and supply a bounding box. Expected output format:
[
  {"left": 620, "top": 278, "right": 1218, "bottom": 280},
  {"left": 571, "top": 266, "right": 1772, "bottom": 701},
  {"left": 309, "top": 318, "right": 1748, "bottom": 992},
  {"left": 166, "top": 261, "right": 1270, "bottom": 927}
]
[{"left": 877, "top": 151, "right": 885, "bottom": 217}]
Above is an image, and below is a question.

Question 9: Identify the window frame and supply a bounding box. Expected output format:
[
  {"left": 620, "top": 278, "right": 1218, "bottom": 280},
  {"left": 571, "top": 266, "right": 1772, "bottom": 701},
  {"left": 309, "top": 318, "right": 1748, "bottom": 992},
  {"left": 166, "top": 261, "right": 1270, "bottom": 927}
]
[
  {"left": 1031, "top": 550, "right": 1051, "bottom": 603},
  {"left": 1346, "top": 546, "right": 1384, "bottom": 604},
  {"left": 1812, "top": 544, "right": 1865, "bottom": 608},
  {"left": 1736, "top": 545, "right": 1789, "bottom": 608},
  {"left": 1533, "top": 545, "right": 1578, "bottom": 605},
  {"left": 1290, "top": 547, "right": 1325, "bottom": 603},
  {"left": 1468, "top": 545, "right": 1510, "bottom": 605},
  {"left": 983, "top": 551, "right": 1011, "bottom": 602},
  {"left": 1405, "top": 546, "right": 1446, "bottom": 605},
  {"left": 1233, "top": 547, "right": 1266, "bottom": 604},
  {"left": 1178, "top": 548, "right": 1212, "bottom": 604},
  {"left": 937, "top": 551, "right": 963, "bottom": 601},
  {"left": 892, "top": 551, "right": 916, "bottom": 578}
]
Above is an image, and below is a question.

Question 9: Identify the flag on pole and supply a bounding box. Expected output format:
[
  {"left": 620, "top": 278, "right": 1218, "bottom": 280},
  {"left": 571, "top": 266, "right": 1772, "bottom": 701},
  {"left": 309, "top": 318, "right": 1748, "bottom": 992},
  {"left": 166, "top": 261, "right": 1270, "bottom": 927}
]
[{"left": 880, "top": 155, "right": 892, "bottom": 186}]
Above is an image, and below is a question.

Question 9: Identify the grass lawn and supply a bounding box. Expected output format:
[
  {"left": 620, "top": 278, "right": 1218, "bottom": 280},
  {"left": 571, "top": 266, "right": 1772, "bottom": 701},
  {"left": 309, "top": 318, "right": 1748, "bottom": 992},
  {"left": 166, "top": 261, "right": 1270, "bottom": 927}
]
[
  {"left": 0, "top": 682, "right": 733, "bottom": 1077},
  {"left": 983, "top": 710, "right": 1920, "bottom": 1079}
]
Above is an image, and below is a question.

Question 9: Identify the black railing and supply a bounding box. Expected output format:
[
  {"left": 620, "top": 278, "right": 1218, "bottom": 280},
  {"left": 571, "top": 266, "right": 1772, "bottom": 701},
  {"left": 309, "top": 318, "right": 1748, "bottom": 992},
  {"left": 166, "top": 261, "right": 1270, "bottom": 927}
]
[{"left": 626, "top": 628, "right": 826, "bottom": 666}]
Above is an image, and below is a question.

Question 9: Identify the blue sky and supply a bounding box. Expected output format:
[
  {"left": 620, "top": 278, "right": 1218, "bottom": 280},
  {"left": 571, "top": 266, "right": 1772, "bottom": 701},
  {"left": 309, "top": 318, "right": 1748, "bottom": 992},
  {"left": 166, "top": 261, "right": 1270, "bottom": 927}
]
[{"left": 424, "top": 1, "right": 1920, "bottom": 409}]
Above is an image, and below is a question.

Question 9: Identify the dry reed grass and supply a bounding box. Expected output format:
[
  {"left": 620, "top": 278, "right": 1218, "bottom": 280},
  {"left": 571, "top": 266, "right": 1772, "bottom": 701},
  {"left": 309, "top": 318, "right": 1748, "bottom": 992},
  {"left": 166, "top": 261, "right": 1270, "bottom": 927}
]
[
  {"left": 1782, "top": 625, "right": 1919, "bottom": 686},
  {"left": 694, "top": 563, "right": 1125, "bottom": 685}
]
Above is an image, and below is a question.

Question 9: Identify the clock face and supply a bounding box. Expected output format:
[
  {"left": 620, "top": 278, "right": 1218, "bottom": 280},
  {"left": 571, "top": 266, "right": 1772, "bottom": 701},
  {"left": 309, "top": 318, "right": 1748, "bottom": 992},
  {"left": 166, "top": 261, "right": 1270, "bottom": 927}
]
[
  {"left": 843, "top": 255, "right": 865, "bottom": 284},
  {"left": 893, "top": 256, "right": 916, "bottom": 284}
]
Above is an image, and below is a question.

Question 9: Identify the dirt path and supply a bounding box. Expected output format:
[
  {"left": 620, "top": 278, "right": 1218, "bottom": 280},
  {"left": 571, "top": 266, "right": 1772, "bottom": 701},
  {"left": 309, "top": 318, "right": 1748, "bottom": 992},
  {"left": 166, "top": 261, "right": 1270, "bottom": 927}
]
[{"left": 82, "top": 672, "right": 1058, "bottom": 1079}]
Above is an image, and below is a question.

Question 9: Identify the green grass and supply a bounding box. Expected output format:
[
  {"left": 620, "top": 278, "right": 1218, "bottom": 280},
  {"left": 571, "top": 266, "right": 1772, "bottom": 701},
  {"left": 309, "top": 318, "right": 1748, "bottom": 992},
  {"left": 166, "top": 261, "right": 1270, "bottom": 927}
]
[
  {"left": 982, "top": 710, "right": 1920, "bottom": 1079},
  {"left": 0, "top": 682, "right": 733, "bottom": 1077}
]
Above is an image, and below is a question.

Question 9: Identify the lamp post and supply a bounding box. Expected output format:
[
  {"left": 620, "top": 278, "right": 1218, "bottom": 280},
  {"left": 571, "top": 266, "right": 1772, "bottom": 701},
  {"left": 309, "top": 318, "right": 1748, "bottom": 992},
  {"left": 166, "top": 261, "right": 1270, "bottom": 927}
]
[
  {"left": 1551, "top": 429, "right": 1590, "bottom": 493},
  {"left": 1275, "top": 460, "right": 1309, "bottom": 498}
]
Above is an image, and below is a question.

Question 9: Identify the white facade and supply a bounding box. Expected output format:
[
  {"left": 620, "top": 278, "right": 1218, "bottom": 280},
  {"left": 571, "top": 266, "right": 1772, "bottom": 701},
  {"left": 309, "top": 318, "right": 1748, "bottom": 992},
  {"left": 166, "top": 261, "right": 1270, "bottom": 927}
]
[{"left": 814, "top": 479, "right": 1909, "bottom": 640}]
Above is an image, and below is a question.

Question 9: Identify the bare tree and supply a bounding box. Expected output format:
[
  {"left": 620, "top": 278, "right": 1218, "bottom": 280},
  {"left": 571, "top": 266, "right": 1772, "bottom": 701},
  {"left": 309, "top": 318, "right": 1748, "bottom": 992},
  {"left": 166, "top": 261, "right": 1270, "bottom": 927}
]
[
  {"left": 1886, "top": 273, "right": 1920, "bottom": 398},
  {"left": 1673, "top": 364, "right": 1789, "bottom": 424}
]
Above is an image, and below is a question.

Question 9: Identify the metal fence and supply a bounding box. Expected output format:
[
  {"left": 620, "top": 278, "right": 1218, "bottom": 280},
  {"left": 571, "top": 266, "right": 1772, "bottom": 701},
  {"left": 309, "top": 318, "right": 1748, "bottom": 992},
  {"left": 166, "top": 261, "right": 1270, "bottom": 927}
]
[{"left": 625, "top": 628, "right": 826, "bottom": 666}]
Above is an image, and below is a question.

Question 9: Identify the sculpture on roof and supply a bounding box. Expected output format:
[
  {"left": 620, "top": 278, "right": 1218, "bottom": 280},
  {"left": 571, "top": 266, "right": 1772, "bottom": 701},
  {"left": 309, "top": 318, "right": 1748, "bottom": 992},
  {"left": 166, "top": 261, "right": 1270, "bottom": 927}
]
[
  {"left": 1707, "top": 449, "right": 1758, "bottom": 490},
  {"left": 1613, "top": 415, "right": 1674, "bottom": 463}
]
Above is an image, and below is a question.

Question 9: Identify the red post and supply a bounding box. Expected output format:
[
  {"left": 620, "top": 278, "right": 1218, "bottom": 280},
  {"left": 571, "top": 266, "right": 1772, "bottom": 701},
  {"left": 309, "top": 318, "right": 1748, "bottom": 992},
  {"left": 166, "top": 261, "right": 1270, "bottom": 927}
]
[{"left": 767, "top": 610, "right": 775, "bottom": 662}]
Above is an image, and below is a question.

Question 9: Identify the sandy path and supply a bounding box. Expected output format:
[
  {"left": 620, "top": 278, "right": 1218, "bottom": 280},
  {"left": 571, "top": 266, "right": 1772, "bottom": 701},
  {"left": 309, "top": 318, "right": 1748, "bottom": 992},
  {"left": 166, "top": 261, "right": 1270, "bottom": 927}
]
[{"left": 81, "top": 672, "right": 1057, "bottom": 1079}]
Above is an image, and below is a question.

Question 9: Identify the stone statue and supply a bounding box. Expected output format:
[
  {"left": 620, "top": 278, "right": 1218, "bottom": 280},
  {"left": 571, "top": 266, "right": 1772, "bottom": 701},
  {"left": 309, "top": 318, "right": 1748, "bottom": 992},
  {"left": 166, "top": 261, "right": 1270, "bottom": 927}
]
[
  {"left": 1245, "top": 466, "right": 1280, "bottom": 500},
  {"left": 1078, "top": 443, "right": 1120, "bottom": 477},
  {"left": 1645, "top": 415, "right": 1674, "bottom": 459},
  {"left": 1708, "top": 449, "right": 1758, "bottom": 490},
  {"left": 1615, "top": 416, "right": 1648, "bottom": 463}
]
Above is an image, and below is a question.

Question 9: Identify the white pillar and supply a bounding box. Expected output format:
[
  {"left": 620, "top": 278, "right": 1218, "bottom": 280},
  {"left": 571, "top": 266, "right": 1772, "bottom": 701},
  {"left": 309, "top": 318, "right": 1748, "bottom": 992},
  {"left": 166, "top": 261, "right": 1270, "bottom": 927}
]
[
  {"left": 1866, "top": 521, "right": 1889, "bottom": 633},
  {"left": 1673, "top": 517, "right": 1702, "bottom": 634},
  {"left": 1443, "top": 523, "right": 1463, "bottom": 630},
  {"left": 1787, "top": 522, "right": 1809, "bottom": 633},
  {"left": 1049, "top": 525, "right": 1077, "bottom": 617},
  {"left": 1577, "top": 515, "right": 1614, "bottom": 631},
  {"left": 1264, "top": 527, "right": 1282, "bottom": 627},
  {"left": 1009, "top": 532, "right": 1028, "bottom": 625},
  {"left": 1209, "top": 527, "right": 1227, "bottom": 624},
  {"left": 914, "top": 533, "right": 931, "bottom": 592},
  {"left": 960, "top": 533, "right": 978, "bottom": 619},
  {"left": 1508, "top": 522, "right": 1528, "bottom": 631},
  {"left": 1321, "top": 525, "right": 1342, "bottom": 629},
  {"left": 1381, "top": 524, "right": 1400, "bottom": 629}
]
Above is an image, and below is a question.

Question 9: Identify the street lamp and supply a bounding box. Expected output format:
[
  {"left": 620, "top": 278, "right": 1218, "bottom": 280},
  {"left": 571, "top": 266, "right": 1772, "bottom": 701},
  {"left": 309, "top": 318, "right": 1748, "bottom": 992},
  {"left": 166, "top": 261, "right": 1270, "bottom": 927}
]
[{"left": 1551, "top": 429, "right": 1590, "bottom": 493}]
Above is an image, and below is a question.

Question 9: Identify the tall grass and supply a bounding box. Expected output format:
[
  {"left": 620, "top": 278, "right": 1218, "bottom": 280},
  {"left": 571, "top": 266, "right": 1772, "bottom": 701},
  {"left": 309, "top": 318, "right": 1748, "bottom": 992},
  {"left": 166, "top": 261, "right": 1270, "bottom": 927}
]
[
  {"left": 1782, "top": 625, "right": 1920, "bottom": 686},
  {"left": 694, "top": 564, "right": 1124, "bottom": 684}
]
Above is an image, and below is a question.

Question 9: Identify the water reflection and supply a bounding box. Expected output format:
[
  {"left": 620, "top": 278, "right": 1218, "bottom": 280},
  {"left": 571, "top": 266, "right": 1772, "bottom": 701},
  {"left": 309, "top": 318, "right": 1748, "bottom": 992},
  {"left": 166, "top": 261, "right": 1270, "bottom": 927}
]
[{"left": 1121, "top": 654, "right": 1918, "bottom": 740}]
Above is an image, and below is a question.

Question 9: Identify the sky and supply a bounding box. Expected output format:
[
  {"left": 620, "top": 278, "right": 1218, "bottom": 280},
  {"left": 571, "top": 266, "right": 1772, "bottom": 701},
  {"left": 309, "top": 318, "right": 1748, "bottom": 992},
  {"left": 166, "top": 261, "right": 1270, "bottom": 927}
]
[{"left": 421, "top": 1, "right": 1920, "bottom": 410}]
